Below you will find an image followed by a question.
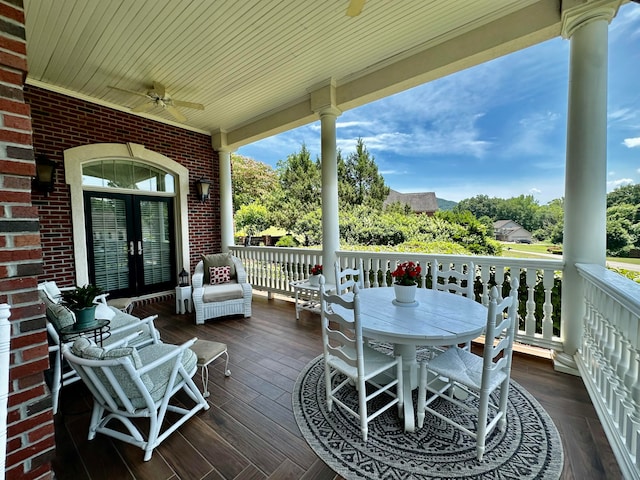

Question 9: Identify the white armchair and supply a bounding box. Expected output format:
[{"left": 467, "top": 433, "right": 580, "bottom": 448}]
[{"left": 192, "top": 253, "right": 252, "bottom": 325}]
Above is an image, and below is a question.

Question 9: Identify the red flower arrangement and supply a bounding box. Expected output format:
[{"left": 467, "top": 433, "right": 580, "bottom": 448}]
[
  {"left": 310, "top": 264, "right": 323, "bottom": 275},
  {"left": 391, "top": 261, "right": 421, "bottom": 286}
]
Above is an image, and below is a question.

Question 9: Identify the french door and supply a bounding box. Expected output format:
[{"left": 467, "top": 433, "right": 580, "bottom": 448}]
[{"left": 85, "top": 192, "right": 176, "bottom": 297}]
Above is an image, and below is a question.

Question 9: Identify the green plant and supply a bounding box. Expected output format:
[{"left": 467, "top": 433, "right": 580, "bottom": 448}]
[{"left": 61, "top": 284, "right": 104, "bottom": 310}]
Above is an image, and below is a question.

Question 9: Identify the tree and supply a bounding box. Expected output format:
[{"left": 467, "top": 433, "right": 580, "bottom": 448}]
[
  {"left": 235, "top": 202, "right": 270, "bottom": 236},
  {"left": 454, "top": 195, "right": 500, "bottom": 220},
  {"left": 231, "top": 154, "right": 279, "bottom": 212},
  {"left": 342, "top": 138, "right": 389, "bottom": 209},
  {"left": 607, "top": 184, "right": 640, "bottom": 208},
  {"left": 271, "top": 144, "right": 322, "bottom": 231}
]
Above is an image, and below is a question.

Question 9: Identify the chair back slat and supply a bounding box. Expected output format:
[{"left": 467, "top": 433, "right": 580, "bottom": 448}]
[
  {"left": 335, "top": 259, "right": 365, "bottom": 295},
  {"left": 432, "top": 260, "right": 474, "bottom": 297}
]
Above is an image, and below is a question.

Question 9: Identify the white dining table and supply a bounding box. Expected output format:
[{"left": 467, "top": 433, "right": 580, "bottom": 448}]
[{"left": 356, "top": 287, "right": 488, "bottom": 432}]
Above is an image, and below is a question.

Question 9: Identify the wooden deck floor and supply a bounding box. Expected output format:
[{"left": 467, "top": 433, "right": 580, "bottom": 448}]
[{"left": 51, "top": 293, "right": 622, "bottom": 480}]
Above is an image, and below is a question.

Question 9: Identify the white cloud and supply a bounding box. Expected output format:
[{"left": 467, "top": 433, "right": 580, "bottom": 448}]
[
  {"left": 529, "top": 188, "right": 541, "bottom": 195},
  {"left": 609, "top": 108, "right": 635, "bottom": 123},
  {"left": 608, "top": 171, "right": 616, "bottom": 176},
  {"left": 623, "top": 137, "right": 640, "bottom": 148},
  {"left": 607, "top": 178, "right": 634, "bottom": 190}
]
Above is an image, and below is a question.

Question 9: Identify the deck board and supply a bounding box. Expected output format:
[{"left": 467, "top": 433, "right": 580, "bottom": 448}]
[{"left": 51, "top": 293, "right": 622, "bottom": 480}]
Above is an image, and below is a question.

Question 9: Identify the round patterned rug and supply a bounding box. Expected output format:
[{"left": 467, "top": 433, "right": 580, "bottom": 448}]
[{"left": 293, "top": 355, "right": 563, "bottom": 479}]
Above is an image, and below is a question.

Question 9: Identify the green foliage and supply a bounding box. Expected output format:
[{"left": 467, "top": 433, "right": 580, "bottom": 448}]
[
  {"left": 341, "top": 138, "right": 389, "bottom": 209},
  {"left": 62, "top": 284, "right": 104, "bottom": 310},
  {"left": 231, "top": 154, "right": 279, "bottom": 212},
  {"left": 606, "top": 218, "right": 632, "bottom": 254},
  {"left": 235, "top": 202, "right": 270, "bottom": 236},
  {"left": 293, "top": 208, "right": 323, "bottom": 245},
  {"left": 275, "top": 235, "right": 299, "bottom": 247},
  {"left": 272, "top": 144, "right": 322, "bottom": 231},
  {"left": 606, "top": 184, "right": 640, "bottom": 208},
  {"left": 608, "top": 267, "right": 640, "bottom": 284}
]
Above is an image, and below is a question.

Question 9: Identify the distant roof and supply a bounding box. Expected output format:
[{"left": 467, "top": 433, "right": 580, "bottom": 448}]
[
  {"left": 384, "top": 190, "right": 438, "bottom": 213},
  {"left": 493, "top": 219, "right": 522, "bottom": 229}
]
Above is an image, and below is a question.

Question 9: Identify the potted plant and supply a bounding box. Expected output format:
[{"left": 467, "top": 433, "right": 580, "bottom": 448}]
[
  {"left": 391, "top": 261, "right": 421, "bottom": 304},
  {"left": 61, "top": 284, "right": 104, "bottom": 328},
  {"left": 308, "top": 264, "right": 323, "bottom": 286}
]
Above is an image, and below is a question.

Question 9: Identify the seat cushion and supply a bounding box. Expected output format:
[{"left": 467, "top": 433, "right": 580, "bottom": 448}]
[
  {"left": 202, "top": 282, "right": 244, "bottom": 303},
  {"left": 202, "top": 253, "right": 236, "bottom": 283},
  {"left": 46, "top": 302, "right": 76, "bottom": 331},
  {"left": 137, "top": 344, "right": 197, "bottom": 403}
]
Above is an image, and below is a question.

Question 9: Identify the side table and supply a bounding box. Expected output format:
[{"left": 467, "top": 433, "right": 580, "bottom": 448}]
[
  {"left": 189, "top": 339, "right": 231, "bottom": 397},
  {"left": 175, "top": 285, "right": 192, "bottom": 314},
  {"left": 289, "top": 280, "right": 335, "bottom": 320},
  {"left": 59, "top": 319, "right": 111, "bottom": 346}
]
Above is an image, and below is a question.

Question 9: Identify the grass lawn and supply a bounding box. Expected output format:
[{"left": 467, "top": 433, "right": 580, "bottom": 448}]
[{"left": 501, "top": 242, "right": 640, "bottom": 266}]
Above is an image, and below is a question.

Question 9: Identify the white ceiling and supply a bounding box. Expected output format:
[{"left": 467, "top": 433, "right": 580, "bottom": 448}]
[{"left": 24, "top": 0, "right": 567, "bottom": 149}]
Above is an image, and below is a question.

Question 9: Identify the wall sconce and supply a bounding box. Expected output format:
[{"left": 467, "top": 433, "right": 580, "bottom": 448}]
[
  {"left": 33, "top": 154, "right": 56, "bottom": 195},
  {"left": 195, "top": 177, "right": 211, "bottom": 202},
  {"left": 178, "top": 268, "right": 189, "bottom": 286}
]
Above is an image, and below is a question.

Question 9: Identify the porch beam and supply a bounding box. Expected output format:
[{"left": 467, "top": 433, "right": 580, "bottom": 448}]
[{"left": 557, "top": 1, "right": 620, "bottom": 374}]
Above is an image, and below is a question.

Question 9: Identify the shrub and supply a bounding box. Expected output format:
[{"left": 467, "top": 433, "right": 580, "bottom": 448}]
[{"left": 275, "top": 235, "right": 298, "bottom": 247}]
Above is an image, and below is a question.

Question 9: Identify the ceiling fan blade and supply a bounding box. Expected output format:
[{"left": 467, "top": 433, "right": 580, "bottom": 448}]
[
  {"left": 153, "top": 81, "right": 166, "bottom": 98},
  {"left": 173, "top": 99, "right": 204, "bottom": 110},
  {"left": 166, "top": 105, "right": 187, "bottom": 122},
  {"left": 346, "top": 0, "right": 365, "bottom": 17},
  {"left": 108, "top": 85, "right": 149, "bottom": 98},
  {"left": 131, "top": 101, "right": 155, "bottom": 113}
]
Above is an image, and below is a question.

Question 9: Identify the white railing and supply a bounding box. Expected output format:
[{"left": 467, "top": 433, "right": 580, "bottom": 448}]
[
  {"left": 230, "top": 246, "right": 564, "bottom": 350},
  {"left": 576, "top": 263, "right": 640, "bottom": 480}
]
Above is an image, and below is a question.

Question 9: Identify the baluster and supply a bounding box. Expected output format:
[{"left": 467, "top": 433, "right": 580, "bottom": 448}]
[
  {"left": 624, "top": 351, "right": 640, "bottom": 465},
  {"left": 494, "top": 267, "right": 505, "bottom": 302},
  {"left": 542, "top": 268, "right": 555, "bottom": 341},
  {"left": 479, "top": 262, "right": 491, "bottom": 306},
  {"left": 525, "top": 268, "right": 537, "bottom": 336},
  {"left": 582, "top": 281, "right": 597, "bottom": 374}
]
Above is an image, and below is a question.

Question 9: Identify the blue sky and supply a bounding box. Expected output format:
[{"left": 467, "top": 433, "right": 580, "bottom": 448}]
[{"left": 238, "top": 4, "right": 640, "bottom": 205}]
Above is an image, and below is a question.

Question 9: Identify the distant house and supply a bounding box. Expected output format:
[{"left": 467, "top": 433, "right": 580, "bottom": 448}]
[
  {"left": 493, "top": 220, "right": 533, "bottom": 243},
  {"left": 383, "top": 190, "right": 438, "bottom": 216}
]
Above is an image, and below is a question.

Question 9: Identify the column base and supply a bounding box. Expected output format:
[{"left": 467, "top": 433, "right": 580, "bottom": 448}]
[{"left": 552, "top": 350, "right": 580, "bottom": 376}]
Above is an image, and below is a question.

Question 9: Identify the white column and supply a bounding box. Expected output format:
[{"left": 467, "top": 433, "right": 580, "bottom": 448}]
[
  {"left": 557, "top": 5, "right": 616, "bottom": 373},
  {"left": 320, "top": 108, "right": 341, "bottom": 273},
  {"left": 218, "top": 149, "right": 235, "bottom": 252}
]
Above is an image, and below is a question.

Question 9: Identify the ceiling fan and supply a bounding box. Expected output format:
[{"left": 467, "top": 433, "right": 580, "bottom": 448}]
[
  {"left": 346, "top": 0, "right": 366, "bottom": 17},
  {"left": 108, "top": 82, "right": 204, "bottom": 122}
]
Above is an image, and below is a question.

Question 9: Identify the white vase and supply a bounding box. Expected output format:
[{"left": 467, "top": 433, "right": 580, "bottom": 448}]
[
  {"left": 394, "top": 284, "right": 417, "bottom": 303},
  {"left": 308, "top": 275, "right": 320, "bottom": 286}
]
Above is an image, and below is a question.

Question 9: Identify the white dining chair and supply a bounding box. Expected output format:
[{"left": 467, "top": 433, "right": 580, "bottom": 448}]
[
  {"left": 319, "top": 275, "right": 403, "bottom": 442},
  {"left": 430, "top": 259, "right": 475, "bottom": 351},
  {"left": 431, "top": 259, "right": 475, "bottom": 297},
  {"left": 334, "top": 259, "right": 364, "bottom": 295},
  {"left": 416, "top": 278, "right": 519, "bottom": 460}
]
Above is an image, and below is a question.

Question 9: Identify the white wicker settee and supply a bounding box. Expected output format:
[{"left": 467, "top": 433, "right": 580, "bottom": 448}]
[{"left": 192, "top": 253, "right": 252, "bottom": 325}]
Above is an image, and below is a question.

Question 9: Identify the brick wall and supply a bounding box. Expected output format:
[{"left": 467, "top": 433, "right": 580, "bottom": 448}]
[
  {"left": 0, "top": 1, "right": 55, "bottom": 478},
  {"left": 0, "top": 1, "right": 222, "bottom": 477},
  {"left": 25, "top": 86, "right": 221, "bottom": 283}
]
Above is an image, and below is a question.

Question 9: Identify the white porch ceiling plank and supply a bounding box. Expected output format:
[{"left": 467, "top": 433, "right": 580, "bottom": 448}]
[{"left": 24, "top": 0, "right": 568, "bottom": 148}]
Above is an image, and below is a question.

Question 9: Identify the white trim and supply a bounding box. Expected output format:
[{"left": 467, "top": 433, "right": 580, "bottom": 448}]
[{"left": 64, "top": 143, "right": 190, "bottom": 285}]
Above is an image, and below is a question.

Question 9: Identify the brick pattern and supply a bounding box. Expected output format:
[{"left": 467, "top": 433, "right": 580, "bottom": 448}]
[
  {"left": 0, "top": 1, "right": 55, "bottom": 478},
  {"left": 25, "top": 86, "right": 221, "bottom": 283}
]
